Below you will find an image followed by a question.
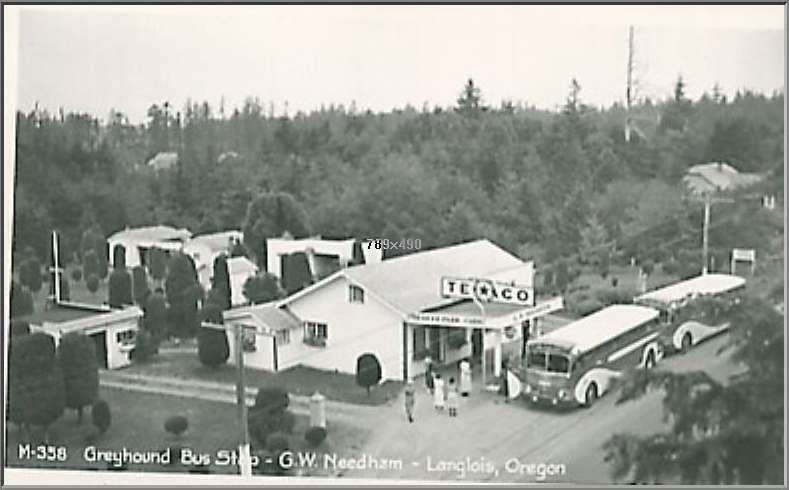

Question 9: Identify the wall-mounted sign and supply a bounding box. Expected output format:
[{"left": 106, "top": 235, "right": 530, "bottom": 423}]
[
  {"left": 408, "top": 312, "right": 485, "bottom": 327},
  {"left": 441, "top": 277, "right": 534, "bottom": 306}
]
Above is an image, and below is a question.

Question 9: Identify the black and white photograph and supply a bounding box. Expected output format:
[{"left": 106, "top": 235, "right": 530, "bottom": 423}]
[{"left": 2, "top": 4, "right": 785, "bottom": 486}]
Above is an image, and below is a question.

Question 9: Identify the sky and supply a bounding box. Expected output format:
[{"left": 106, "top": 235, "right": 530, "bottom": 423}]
[{"left": 6, "top": 5, "right": 786, "bottom": 124}]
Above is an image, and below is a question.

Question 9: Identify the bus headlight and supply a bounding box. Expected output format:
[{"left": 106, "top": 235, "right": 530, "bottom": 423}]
[{"left": 524, "top": 384, "right": 532, "bottom": 394}]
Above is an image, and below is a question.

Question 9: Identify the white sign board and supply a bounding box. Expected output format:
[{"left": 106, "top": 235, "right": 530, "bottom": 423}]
[
  {"left": 408, "top": 312, "right": 485, "bottom": 327},
  {"left": 731, "top": 248, "right": 756, "bottom": 262},
  {"left": 441, "top": 277, "right": 534, "bottom": 306}
]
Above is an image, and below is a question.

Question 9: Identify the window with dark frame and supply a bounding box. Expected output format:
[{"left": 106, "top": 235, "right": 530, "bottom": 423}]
[{"left": 349, "top": 285, "right": 365, "bottom": 303}]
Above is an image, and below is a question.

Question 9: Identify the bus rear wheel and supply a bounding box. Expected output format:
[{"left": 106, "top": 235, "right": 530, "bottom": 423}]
[
  {"left": 681, "top": 333, "right": 693, "bottom": 353},
  {"left": 584, "top": 383, "right": 598, "bottom": 407}
]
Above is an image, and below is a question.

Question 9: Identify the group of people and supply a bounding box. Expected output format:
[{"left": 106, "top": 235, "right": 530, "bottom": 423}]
[{"left": 403, "top": 357, "right": 472, "bottom": 422}]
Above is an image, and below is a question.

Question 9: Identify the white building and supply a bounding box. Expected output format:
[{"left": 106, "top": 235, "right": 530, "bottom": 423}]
[
  {"left": 30, "top": 304, "right": 142, "bottom": 370},
  {"left": 227, "top": 256, "right": 259, "bottom": 306},
  {"left": 107, "top": 225, "right": 192, "bottom": 268},
  {"left": 683, "top": 161, "right": 762, "bottom": 196},
  {"left": 182, "top": 230, "right": 244, "bottom": 289},
  {"left": 266, "top": 237, "right": 382, "bottom": 282},
  {"left": 223, "top": 239, "right": 563, "bottom": 382}
]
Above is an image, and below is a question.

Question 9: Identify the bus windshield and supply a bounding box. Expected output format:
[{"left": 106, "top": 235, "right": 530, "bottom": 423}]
[{"left": 526, "top": 347, "right": 570, "bottom": 375}]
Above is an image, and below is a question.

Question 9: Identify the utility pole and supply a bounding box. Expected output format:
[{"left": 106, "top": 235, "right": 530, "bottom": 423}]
[
  {"left": 688, "top": 192, "right": 735, "bottom": 275},
  {"left": 234, "top": 324, "right": 252, "bottom": 477},
  {"left": 625, "top": 25, "right": 634, "bottom": 143}
]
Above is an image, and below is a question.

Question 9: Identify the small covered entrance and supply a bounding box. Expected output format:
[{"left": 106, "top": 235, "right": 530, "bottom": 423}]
[{"left": 404, "top": 297, "right": 563, "bottom": 386}]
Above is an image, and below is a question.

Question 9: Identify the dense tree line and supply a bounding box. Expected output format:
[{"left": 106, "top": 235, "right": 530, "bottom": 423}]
[{"left": 12, "top": 80, "right": 784, "bottom": 279}]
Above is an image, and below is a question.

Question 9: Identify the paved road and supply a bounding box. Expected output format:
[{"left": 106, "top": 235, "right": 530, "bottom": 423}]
[{"left": 342, "top": 333, "right": 742, "bottom": 484}]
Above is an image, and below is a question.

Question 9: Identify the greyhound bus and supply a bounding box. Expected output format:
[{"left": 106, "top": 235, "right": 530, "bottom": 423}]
[
  {"left": 634, "top": 273, "right": 746, "bottom": 354},
  {"left": 522, "top": 304, "right": 662, "bottom": 408}
]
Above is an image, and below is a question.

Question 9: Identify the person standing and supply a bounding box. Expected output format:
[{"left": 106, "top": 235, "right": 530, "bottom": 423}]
[
  {"left": 424, "top": 356, "right": 434, "bottom": 395},
  {"left": 447, "top": 377, "right": 459, "bottom": 417},
  {"left": 433, "top": 373, "right": 445, "bottom": 411},
  {"left": 459, "top": 359, "right": 472, "bottom": 397},
  {"left": 404, "top": 380, "right": 416, "bottom": 423}
]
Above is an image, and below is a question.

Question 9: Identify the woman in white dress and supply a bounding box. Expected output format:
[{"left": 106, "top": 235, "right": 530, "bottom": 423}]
[
  {"left": 433, "top": 373, "right": 445, "bottom": 411},
  {"left": 459, "top": 359, "right": 472, "bottom": 397}
]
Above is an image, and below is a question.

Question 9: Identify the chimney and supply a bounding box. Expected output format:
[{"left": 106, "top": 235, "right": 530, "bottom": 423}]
[{"left": 305, "top": 247, "right": 319, "bottom": 282}]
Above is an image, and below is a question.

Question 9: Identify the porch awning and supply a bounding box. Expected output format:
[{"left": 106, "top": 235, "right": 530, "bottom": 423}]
[{"left": 407, "top": 296, "right": 563, "bottom": 329}]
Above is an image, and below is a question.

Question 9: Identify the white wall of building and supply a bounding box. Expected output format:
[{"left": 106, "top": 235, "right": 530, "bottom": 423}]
[
  {"left": 284, "top": 277, "right": 405, "bottom": 381},
  {"left": 226, "top": 324, "right": 276, "bottom": 372}
]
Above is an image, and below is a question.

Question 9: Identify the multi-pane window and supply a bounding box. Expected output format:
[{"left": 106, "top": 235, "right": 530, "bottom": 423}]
[
  {"left": 304, "top": 322, "right": 328, "bottom": 339},
  {"left": 242, "top": 325, "right": 257, "bottom": 352},
  {"left": 116, "top": 330, "right": 136, "bottom": 346},
  {"left": 349, "top": 285, "right": 365, "bottom": 304}
]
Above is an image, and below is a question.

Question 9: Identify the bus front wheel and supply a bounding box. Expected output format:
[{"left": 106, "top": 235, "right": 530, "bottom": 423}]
[
  {"left": 584, "top": 383, "right": 598, "bottom": 407},
  {"left": 681, "top": 333, "right": 693, "bottom": 353}
]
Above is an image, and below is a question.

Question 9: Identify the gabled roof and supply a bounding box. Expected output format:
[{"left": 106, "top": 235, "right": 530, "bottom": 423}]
[
  {"left": 185, "top": 231, "right": 243, "bottom": 253},
  {"left": 534, "top": 304, "right": 659, "bottom": 354},
  {"left": 224, "top": 302, "right": 301, "bottom": 332},
  {"left": 684, "top": 162, "right": 762, "bottom": 194},
  {"left": 281, "top": 239, "right": 529, "bottom": 315},
  {"left": 108, "top": 225, "right": 192, "bottom": 243}
]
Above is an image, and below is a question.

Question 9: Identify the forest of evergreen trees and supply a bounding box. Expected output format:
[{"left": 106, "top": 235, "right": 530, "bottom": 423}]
[{"left": 11, "top": 78, "right": 784, "bottom": 276}]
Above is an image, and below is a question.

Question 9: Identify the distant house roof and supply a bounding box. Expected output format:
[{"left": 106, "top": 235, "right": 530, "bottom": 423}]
[
  {"left": 281, "top": 239, "right": 531, "bottom": 315},
  {"left": 108, "top": 225, "right": 192, "bottom": 244},
  {"left": 227, "top": 256, "right": 258, "bottom": 275},
  {"left": 147, "top": 152, "right": 178, "bottom": 171},
  {"left": 224, "top": 302, "right": 302, "bottom": 332},
  {"left": 684, "top": 162, "right": 762, "bottom": 195},
  {"left": 185, "top": 231, "right": 243, "bottom": 254},
  {"left": 32, "top": 304, "right": 142, "bottom": 335}
]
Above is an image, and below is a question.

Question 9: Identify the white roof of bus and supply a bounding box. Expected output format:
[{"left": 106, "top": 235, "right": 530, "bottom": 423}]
[
  {"left": 636, "top": 273, "right": 746, "bottom": 305},
  {"left": 535, "top": 304, "right": 659, "bottom": 354}
]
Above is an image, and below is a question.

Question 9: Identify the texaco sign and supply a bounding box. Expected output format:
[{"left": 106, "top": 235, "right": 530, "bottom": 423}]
[{"left": 441, "top": 277, "right": 534, "bottom": 306}]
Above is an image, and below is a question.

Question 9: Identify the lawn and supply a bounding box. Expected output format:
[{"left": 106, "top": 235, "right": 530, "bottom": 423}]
[
  {"left": 5, "top": 386, "right": 369, "bottom": 477},
  {"left": 123, "top": 352, "right": 403, "bottom": 406}
]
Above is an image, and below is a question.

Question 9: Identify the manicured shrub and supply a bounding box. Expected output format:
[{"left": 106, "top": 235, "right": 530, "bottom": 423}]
[
  {"left": 165, "top": 253, "right": 200, "bottom": 338},
  {"left": 356, "top": 353, "right": 382, "bottom": 396},
  {"left": 197, "top": 325, "right": 230, "bottom": 368},
  {"left": 132, "top": 266, "right": 150, "bottom": 306},
  {"left": 58, "top": 332, "right": 99, "bottom": 424},
  {"left": 91, "top": 399, "right": 111, "bottom": 434},
  {"left": 130, "top": 330, "right": 157, "bottom": 363},
  {"left": 49, "top": 273, "right": 71, "bottom": 301},
  {"left": 304, "top": 426, "right": 327, "bottom": 447},
  {"left": 8, "top": 333, "right": 65, "bottom": 436},
  {"left": 249, "top": 386, "right": 295, "bottom": 445},
  {"left": 571, "top": 298, "right": 604, "bottom": 317},
  {"left": 164, "top": 415, "right": 189, "bottom": 436},
  {"left": 211, "top": 255, "right": 232, "bottom": 311},
  {"left": 71, "top": 268, "right": 83, "bottom": 282},
  {"left": 142, "top": 292, "right": 168, "bottom": 342},
  {"left": 242, "top": 273, "right": 283, "bottom": 305},
  {"left": 147, "top": 247, "right": 168, "bottom": 284},
  {"left": 595, "top": 287, "right": 637, "bottom": 307},
  {"left": 108, "top": 268, "right": 133, "bottom": 308}
]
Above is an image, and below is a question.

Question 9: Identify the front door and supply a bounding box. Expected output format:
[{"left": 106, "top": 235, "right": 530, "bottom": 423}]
[
  {"left": 91, "top": 332, "right": 108, "bottom": 369},
  {"left": 428, "top": 327, "right": 441, "bottom": 361}
]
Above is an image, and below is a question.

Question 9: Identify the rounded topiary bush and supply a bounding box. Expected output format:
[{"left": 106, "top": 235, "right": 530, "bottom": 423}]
[
  {"left": 164, "top": 415, "right": 188, "bottom": 436},
  {"left": 10, "top": 319, "right": 30, "bottom": 338},
  {"left": 265, "top": 431, "right": 290, "bottom": 453},
  {"left": 304, "top": 426, "right": 327, "bottom": 447},
  {"left": 86, "top": 274, "right": 100, "bottom": 294},
  {"left": 92, "top": 399, "right": 111, "bottom": 435},
  {"left": 71, "top": 268, "right": 83, "bottom": 282}
]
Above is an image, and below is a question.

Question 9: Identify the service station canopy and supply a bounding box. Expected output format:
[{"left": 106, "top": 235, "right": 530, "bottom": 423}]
[{"left": 407, "top": 296, "right": 564, "bottom": 330}]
